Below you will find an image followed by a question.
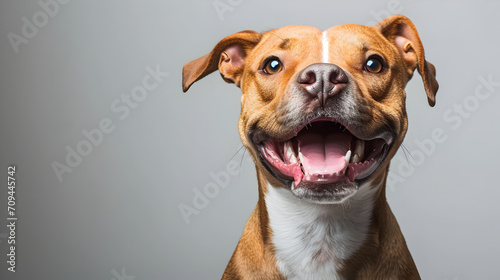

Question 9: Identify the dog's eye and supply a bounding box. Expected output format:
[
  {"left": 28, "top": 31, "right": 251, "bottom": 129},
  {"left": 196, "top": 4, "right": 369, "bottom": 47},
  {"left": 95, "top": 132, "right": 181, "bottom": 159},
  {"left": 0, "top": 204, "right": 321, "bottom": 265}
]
[
  {"left": 364, "top": 56, "right": 384, "bottom": 73},
  {"left": 263, "top": 58, "right": 283, "bottom": 75}
]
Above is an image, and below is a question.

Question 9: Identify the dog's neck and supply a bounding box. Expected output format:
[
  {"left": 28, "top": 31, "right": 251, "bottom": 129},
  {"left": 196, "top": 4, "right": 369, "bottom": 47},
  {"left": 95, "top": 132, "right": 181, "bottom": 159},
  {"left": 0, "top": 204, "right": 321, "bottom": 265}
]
[{"left": 264, "top": 180, "right": 379, "bottom": 280}]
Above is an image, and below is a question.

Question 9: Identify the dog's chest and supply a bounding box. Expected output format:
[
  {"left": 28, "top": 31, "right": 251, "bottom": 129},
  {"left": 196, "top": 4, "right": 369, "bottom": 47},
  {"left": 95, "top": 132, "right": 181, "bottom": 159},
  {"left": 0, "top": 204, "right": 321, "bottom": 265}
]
[{"left": 265, "top": 184, "right": 376, "bottom": 280}]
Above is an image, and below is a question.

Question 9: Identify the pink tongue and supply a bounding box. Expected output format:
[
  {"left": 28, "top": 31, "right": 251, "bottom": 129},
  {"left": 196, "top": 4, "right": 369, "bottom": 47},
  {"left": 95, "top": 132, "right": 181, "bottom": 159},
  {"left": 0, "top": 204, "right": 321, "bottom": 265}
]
[{"left": 297, "top": 132, "right": 351, "bottom": 176}]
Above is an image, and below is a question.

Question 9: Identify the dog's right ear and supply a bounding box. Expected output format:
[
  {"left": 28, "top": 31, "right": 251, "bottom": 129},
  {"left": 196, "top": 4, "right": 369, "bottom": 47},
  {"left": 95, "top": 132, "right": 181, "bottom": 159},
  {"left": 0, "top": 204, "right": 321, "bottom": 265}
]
[{"left": 182, "top": 30, "right": 262, "bottom": 92}]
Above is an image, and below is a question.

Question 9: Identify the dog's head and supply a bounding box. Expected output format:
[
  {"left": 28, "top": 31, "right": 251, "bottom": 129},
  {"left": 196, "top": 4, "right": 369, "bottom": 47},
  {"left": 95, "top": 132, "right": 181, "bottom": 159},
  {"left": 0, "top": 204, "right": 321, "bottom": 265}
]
[{"left": 182, "top": 15, "right": 438, "bottom": 204}]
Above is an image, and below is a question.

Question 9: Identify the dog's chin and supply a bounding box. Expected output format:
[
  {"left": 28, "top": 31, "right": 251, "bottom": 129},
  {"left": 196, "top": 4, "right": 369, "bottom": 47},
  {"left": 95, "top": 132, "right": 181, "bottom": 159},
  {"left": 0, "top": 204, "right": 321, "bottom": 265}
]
[{"left": 290, "top": 181, "right": 359, "bottom": 204}]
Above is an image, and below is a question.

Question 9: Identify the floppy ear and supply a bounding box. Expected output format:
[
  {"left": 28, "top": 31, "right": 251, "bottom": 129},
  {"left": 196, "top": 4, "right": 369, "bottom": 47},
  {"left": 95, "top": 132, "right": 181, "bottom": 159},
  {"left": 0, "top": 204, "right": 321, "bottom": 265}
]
[
  {"left": 375, "top": 15, "right": 439, "bottom": 107},
  {"left": 182, "top": 30, "right": 262, "bottom": 92}
]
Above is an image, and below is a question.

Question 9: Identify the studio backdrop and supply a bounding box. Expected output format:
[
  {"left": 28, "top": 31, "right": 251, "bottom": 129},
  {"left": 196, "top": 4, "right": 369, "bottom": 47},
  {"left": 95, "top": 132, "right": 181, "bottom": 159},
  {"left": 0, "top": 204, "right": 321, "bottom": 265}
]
[{"left": 0, "top": 1, "right": 498, "bottom": 279}]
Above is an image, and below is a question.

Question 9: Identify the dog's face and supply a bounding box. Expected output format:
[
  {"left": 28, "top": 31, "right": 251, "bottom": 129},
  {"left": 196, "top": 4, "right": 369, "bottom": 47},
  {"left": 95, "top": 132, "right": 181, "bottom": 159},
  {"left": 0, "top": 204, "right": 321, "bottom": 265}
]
[{"left": 183, "top": 15, "right": 438, "bottom": 204}]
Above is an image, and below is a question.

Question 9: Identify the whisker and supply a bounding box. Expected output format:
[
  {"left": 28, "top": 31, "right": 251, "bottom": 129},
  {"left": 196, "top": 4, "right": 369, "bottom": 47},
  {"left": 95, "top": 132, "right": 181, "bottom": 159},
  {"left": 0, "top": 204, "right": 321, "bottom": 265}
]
[
  {"left": 400, "top": 143, "right": 414, "bottom": 166},
  {"left": 230, "top": 144, "right": 246, "bottom": 162}
]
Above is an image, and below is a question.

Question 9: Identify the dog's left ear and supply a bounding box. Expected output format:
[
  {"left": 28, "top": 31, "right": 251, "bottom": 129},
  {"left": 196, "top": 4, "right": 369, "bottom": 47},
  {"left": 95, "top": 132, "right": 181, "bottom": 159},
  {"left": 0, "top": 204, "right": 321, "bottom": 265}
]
[
  {"left": 375, "top": 15, "right": 439, "bottom": 107},
  {"left": 182, "top": 30, "right": 262, "bottom": 92}
]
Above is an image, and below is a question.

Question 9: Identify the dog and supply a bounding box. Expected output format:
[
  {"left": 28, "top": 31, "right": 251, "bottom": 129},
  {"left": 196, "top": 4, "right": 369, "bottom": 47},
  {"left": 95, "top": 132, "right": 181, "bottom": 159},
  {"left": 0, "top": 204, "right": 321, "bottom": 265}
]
[{"left": 182, "top": 14, "right": 438, "bottom": 280}]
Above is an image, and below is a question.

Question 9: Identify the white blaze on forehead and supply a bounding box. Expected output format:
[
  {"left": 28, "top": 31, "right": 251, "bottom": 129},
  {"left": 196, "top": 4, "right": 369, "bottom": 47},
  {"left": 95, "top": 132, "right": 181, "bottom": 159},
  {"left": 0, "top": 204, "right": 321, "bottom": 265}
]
[{"left": 322, "top": 31, "right": 329, "bottom": 63}]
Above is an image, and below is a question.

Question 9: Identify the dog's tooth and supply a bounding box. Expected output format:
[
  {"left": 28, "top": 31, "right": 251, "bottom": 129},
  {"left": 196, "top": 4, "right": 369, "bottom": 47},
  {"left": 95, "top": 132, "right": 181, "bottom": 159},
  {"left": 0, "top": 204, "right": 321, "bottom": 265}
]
[
  {"left": 352, "top": 154, "right": 360, "bottom": 164},
  {"left": 345, "top": 150, "right": 352, "bottom": 163},
  {"left": 284, "top": 142, "right": 291, "bottom": 160},
  {"left": 343, "top": 150, "right": 351, "bottom": 173},
  {"left": 354, "top": 139, "right": 365, "bottom": 163},
  {"left": 284, "top": 141, "right": 298, "bottom": 164},
  {"left": 298, "top": 147, "right": 305, "bottom": 164}
]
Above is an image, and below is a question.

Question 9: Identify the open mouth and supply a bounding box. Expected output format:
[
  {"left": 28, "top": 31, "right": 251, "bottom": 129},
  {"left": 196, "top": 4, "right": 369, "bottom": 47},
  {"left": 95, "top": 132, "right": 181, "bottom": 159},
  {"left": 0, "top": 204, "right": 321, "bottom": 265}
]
[{"left": 257, "top": 118, "right": 390, "bottom": 188}]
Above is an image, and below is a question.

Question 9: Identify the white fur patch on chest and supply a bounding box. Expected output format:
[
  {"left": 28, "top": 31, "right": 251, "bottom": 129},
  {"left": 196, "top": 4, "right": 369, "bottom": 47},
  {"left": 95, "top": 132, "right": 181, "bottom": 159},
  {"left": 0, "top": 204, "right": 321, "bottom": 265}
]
[{"left": 265, "top": 183, "right": 377, "bottom": 280}]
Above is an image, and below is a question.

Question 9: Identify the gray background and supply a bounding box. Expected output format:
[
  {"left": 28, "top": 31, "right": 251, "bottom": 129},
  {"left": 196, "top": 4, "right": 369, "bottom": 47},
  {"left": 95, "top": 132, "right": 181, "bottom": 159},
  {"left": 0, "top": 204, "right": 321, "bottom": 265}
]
[{"left": 0, "top": 0, "right": 498, "bottom": 279}]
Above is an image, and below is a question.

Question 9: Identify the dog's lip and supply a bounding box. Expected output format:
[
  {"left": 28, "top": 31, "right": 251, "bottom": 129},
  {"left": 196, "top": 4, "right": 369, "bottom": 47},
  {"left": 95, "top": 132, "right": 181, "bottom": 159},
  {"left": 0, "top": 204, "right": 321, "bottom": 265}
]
[{"left": 251, "top": 117, "right": 393, "bottom": 187}]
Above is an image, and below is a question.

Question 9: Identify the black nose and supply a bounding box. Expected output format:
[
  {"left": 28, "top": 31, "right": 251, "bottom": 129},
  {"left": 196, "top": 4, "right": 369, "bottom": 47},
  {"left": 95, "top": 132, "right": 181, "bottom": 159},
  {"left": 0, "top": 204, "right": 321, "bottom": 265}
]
[{"left": 296, "top": 63, "right": 348, "bottom": 105}]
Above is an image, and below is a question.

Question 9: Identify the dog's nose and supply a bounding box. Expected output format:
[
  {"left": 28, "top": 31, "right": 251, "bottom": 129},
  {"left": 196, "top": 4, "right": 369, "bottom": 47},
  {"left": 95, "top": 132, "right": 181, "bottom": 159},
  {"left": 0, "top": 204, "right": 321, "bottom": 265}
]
[{"left": 297, "top": 63, "right": 348, "bottom": 105}]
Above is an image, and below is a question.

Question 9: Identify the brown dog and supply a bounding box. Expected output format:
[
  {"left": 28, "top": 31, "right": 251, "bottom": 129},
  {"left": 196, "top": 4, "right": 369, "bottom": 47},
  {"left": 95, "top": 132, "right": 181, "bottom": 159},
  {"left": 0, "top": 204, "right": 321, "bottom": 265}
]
[{"left": 183, "top": 15, "right": 438, "bottom": 280}]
